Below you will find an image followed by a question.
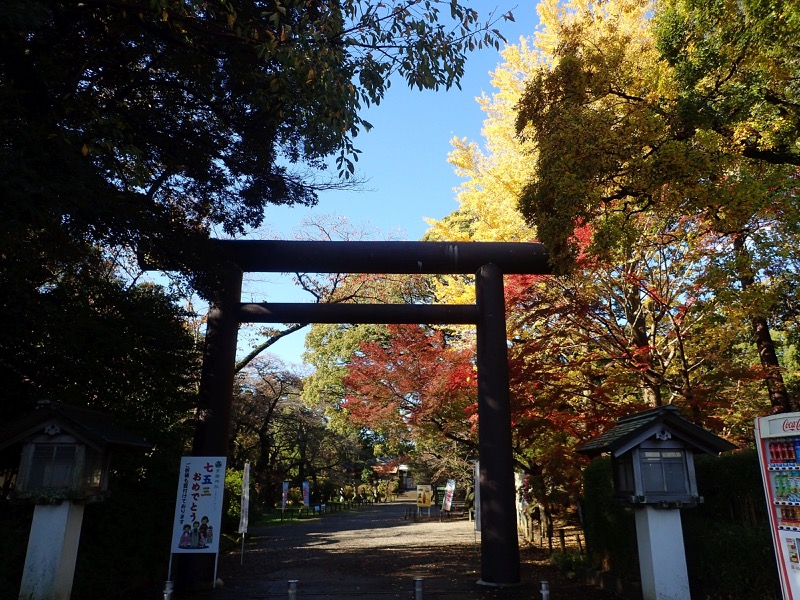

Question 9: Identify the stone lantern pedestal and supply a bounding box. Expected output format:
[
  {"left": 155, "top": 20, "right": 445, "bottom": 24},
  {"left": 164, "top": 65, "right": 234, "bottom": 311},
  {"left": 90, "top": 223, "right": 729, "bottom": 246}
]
[{"left": 20, "top": 502, "right": 85, "bottom": 600}]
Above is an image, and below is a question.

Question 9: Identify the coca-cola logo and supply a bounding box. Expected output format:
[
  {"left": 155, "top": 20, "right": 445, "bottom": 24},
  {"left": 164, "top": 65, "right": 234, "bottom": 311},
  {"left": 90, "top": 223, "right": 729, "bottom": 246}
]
[{"left": 782, "top": 418, "right": 800, "bottom": 432}]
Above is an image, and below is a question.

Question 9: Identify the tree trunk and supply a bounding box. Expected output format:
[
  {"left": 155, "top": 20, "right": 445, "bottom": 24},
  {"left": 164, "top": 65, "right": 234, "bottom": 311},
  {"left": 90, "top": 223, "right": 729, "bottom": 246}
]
[
  {"left": 733, "top": 233, "right": 792, "bottom": 413},
  {"left": 624, "top": 276, "right": 662, "bottom": 407}
]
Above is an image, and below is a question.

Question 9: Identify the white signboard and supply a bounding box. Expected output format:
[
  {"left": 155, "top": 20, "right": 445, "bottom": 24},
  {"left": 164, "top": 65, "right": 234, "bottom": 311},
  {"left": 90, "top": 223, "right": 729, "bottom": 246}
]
[
  {"left": 416, "top": 484, "right": 433, "bottom": 507},
  {"left": 170, "top": 456, "right": 227, "bottom": 554}
]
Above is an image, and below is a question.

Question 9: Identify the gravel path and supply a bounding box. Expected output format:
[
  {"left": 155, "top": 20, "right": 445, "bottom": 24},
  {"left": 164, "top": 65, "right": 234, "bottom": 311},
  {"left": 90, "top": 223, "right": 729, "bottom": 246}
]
[{"left": 202, "top": 495, "right": 619, "bottom": 600}]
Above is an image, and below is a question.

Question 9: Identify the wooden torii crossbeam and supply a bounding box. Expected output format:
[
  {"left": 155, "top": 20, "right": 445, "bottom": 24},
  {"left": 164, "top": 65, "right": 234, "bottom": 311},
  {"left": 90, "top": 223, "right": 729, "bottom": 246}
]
[{"left": 174, "top": 240, "right": 551, "bottom": 588}]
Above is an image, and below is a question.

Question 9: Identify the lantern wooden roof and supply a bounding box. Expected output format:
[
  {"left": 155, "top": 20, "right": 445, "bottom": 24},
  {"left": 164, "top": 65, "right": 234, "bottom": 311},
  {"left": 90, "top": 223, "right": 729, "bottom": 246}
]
[
  {"left": 577, "top": 405, "right": 736, "bottom": 458},
  {"left": 0, "top": 400, "right": 151, "bottom": 452}
]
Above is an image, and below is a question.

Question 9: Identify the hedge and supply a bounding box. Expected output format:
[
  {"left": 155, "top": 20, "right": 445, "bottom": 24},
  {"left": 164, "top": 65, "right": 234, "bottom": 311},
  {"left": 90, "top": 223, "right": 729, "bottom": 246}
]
[{"left": 581, "top": 450, "right": 781, "bottom": 599}]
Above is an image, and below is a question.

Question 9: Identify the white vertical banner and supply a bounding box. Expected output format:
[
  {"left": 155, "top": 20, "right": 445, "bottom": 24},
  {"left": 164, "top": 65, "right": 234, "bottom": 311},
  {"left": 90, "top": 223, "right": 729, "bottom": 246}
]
[
  {"left": 442, "top": 479, "right": 456, "bottom": 511},
  {"left": 282, "top": 481, "right": 289, "bottom": 509},
  {"left": 171, "top": 456, "right": 227, "bottom": 554},
  {"left": 473, "top": 460, "right": 481, "bottom": 531},
  {"left": 514, "top": 472, "right": 527, "bottom": 535},
  {"left": 238, "top": 462, "right": 250, "bottom": 535},
  {"left": 302, "top": 481, "right": 310, "bottom": 506},
  {"left": 238, "top": 462, "right": 250, "bottom": 565}
]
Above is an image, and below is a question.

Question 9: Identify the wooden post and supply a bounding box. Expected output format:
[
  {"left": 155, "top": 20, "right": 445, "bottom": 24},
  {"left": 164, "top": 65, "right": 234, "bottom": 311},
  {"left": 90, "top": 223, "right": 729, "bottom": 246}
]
[
  {"left": 475, "top": 263, "right": 520, "bottom": 586},
  {"left": 176, "top": 264, "right": 243, "bottom": 591}
]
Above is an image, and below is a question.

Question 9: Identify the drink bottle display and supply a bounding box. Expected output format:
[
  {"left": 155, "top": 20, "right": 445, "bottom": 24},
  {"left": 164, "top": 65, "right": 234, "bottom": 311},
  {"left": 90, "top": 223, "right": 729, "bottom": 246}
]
[{"left": 756, "top": 414, "right": 800, "bottom": 599}]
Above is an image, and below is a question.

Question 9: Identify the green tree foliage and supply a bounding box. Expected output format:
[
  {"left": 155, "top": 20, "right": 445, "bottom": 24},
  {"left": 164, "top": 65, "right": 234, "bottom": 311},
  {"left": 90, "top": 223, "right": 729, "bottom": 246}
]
[
  {"left": 653, "top": 0, "right": 800, "bottom": 167},
  {"left": 303, "top": 322, "right": 385, "bottom": 416},
  {"left": 0, "top": 247, "right": 199, "bottom": 424},
  {"left": 0, "top": 252, "right": 199, "bottom": 598},
  {"left": 230, "top": 355, "right": 371, "bottom": 507},
  {"left": 1, "top": 0, "right": 512, "bottom": 285}
]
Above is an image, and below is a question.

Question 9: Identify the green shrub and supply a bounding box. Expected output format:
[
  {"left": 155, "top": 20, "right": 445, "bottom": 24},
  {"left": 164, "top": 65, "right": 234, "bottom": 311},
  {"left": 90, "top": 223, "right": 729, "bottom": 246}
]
[
  {"left": 551, "top": 550, "right": 588, "bottom": 573},
  {"left": 72, "top": 454, "right": 180, "bottom": 598},
  {"left": 581, "top": 450, "right": 781, "bottom": 599},
  {"left": 224, "top": 468, "right": 245, "bottom": 529},
  {"left": 683, "top": 451, "right": 780, "bottom": 599},
  {"left": 581, "top": 457, "right": 640, "bottom": 580},
  {"left": 0, "top": 502, "right": 33, "bottom": 600}
]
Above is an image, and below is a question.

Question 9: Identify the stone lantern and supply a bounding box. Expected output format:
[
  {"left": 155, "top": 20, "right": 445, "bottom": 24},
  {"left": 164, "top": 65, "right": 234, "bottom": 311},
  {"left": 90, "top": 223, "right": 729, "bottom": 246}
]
[
  {"left": 578, "top": 406, "right": 735, "bottom": 600},
  {"left": 0, "top": 400, "right": 150, "bottom": 600}
]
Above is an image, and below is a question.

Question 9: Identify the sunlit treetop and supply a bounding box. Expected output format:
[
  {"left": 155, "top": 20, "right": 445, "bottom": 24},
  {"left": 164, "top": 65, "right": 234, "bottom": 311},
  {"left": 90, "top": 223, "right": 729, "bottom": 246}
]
[{"left": 653, "top": 0, "right": 800, "bottom": 165}]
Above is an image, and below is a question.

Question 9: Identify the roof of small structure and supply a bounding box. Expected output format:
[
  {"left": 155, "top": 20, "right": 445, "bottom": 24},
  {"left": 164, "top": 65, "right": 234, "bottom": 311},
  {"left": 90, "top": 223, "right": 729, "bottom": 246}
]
[
  {"left": 0, "top": 400, "right": 151, "bottom": 452},
  {"left": 577, "top": 405, "right": 736, "bottom": 458},
  {"left": 372, "top": 456, "right": 409, "bottom": 477}
]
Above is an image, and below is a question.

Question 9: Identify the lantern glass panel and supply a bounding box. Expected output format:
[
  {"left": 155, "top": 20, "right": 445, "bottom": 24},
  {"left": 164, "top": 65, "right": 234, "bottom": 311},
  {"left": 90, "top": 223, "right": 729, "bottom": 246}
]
[
  {"left": 640, "top": 449, "right": 688, "bottom": 494},
  {"left": 663, "top": 452, "right": 687, "bottom": 492},
  {"left": 641, "top": 451, "right": 663, "bottom": 492},
  {"left": 29, "top": 444, "right": 77, "bottom": 489},
  {"left": 614, "top": 455, "right": 635, "bottom": 493},
  {"left": 83, "top": 447, "right": 104, "bottom": 492}
]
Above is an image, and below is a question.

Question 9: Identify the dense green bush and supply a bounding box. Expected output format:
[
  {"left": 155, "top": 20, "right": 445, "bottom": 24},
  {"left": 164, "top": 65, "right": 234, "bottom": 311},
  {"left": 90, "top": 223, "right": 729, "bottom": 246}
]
[
  {"left": 684, "top": 451, "right": 780, "bottom": 599},
  {"left": 581, "top": 451, "right": 781, "bottom": 599},
  {"left": 551, "top": 549, "right": 589, "bottom": 573},
  {"left": 71, "top": 451, "right": 187, "bottom": 598},
  {"left": 224, "top": 467, "right": 246, "bottom": 530},
  {"left": 581, "top": 457, "right": 640, "bottom": 580},
  {"left": 0, "top": 503, "right": 33, "bottom": 600}
]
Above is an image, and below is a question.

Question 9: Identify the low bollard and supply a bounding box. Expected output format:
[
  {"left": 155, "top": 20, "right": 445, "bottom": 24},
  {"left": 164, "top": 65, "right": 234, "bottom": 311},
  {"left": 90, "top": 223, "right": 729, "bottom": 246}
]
[
  {"left": 540, "top": 580, "right": 550, "bottom": 600},
  {"left": 414, "top": 577, "right": 424, "bottom": 599},
  {"left": 288, "top": 579, "right": 299, "bottom": 599}
]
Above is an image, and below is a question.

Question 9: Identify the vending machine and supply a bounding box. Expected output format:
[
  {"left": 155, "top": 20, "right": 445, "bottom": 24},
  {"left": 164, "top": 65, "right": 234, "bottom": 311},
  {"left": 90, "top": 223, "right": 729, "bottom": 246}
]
[{"left": 755, "top": 413, "right": 800, "bottom": 599}]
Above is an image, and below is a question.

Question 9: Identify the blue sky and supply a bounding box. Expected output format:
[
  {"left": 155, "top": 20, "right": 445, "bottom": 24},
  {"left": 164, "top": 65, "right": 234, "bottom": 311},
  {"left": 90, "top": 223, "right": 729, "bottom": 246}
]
[{"left": 240, "top": 3, "right": 540, "bottom": 366}]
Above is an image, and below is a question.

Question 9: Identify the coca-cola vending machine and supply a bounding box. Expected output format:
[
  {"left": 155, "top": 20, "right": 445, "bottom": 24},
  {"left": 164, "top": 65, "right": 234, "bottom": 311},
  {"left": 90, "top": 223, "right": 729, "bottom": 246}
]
[{"left": 755, "top": 412, "right": 800, "bottom": 599}]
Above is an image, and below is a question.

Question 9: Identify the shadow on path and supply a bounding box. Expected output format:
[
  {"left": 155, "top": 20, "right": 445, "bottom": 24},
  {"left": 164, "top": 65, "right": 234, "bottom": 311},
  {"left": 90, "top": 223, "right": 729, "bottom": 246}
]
[{"left": 191, "top": 495, "right": 618, "bottom": 600}]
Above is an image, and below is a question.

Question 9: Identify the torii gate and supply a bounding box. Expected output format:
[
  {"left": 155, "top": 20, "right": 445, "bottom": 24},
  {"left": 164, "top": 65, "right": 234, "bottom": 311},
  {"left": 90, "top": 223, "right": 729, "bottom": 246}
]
[{"left": 188, "top": 240, "right": 550, "bottom": 587}]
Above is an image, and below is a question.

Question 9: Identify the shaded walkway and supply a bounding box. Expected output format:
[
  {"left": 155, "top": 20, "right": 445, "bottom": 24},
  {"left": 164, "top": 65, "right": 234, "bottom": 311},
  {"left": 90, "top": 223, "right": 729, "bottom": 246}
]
[{"left": 203, "top": 494, "right": 617, "bottom": 600}]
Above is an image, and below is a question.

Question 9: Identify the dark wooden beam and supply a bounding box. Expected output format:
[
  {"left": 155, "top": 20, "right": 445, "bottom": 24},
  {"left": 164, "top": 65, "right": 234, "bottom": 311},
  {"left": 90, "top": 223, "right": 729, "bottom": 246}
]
[
  {"left": 238, "top": 302, "right": 480, "bottom": 324},
  {"left": 211, "top": 240, "right": 549, "bottom": 274}
]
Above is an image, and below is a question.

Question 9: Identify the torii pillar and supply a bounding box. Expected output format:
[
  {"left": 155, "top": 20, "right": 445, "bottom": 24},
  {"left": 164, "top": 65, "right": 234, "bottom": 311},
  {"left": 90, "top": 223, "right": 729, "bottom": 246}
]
[{"left": 476, "top": 262, "right": 520, "bottom": 584}]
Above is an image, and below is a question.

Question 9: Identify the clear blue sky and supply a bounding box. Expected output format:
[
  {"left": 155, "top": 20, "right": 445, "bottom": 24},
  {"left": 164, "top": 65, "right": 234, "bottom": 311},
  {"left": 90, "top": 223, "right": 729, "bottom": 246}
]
[{"left": 240, "top": 3, "right": 540, "bottom": 366}]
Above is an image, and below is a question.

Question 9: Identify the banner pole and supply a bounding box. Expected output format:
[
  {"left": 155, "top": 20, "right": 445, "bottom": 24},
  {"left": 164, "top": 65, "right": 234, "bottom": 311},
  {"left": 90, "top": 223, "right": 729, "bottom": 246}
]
[{"left": 213, "top": 552, "right": 219, "bottom": 590}]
